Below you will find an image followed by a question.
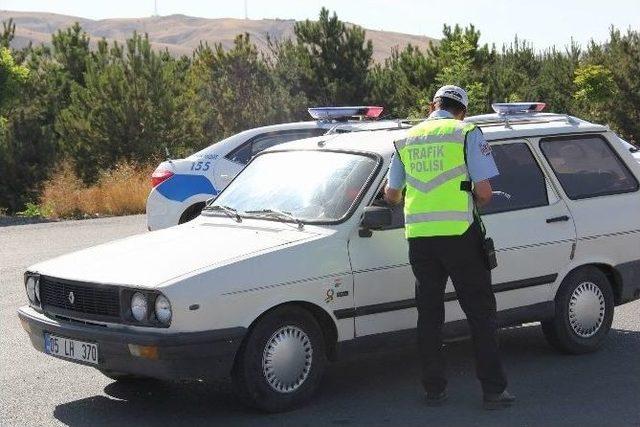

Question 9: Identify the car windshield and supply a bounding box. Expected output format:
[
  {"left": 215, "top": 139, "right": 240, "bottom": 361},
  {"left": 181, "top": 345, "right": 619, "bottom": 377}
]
[{"left": 206, "top": 151, "right": 378, "bottom": 222}]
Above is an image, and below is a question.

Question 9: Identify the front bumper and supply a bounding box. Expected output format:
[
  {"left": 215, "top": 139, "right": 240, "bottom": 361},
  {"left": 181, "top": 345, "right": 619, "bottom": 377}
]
[{"left": 18, "top": 306, "right": 246, "bottom": 381}]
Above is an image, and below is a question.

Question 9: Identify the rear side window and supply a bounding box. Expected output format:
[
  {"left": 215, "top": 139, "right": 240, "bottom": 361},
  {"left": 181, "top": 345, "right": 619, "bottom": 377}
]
[
  {"left": 540, "top": 135, "right": 639, "bottom": 200},
  {"left": 480, "top": 143, "right": 548, "bottom": 215},
  {"left": 226, "top": 129, "right": 326, "bottom": 164}
]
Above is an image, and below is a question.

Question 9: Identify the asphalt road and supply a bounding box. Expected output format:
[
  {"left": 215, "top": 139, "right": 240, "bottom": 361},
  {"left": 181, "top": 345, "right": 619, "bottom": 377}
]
[{"left": 1, "top": 215, "right": 639, "bottom": 427}]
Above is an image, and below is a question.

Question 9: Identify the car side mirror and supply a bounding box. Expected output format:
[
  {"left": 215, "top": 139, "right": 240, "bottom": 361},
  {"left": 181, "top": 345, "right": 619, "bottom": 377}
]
[{"left": 359, "top": 206, "right": 393, "bottom": 237}]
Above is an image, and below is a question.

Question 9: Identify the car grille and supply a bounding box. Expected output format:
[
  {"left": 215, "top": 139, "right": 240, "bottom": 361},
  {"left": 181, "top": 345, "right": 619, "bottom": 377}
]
[{"left": 39, "top": 276, "right": 121, "bottom": 320}]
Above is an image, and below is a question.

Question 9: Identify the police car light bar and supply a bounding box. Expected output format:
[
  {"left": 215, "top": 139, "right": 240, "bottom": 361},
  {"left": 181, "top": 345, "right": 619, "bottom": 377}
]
[
  {"left": 308, "top": 106, "right": 384, "bottom": 120},
  {"left": 491, "top": 102, "right": 546, "bottom": 115}
]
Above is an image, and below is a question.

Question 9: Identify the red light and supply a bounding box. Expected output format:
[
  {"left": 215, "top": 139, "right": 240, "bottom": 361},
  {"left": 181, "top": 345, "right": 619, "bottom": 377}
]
[
  {"left": 364, "top": 106, "right": 384, "bottom": 118},
  {"left": 308, "top": 106, "right": 384, "bottom": 120},
  {"left": 151, "top": 169, "right": 174, "bottom": 188}
]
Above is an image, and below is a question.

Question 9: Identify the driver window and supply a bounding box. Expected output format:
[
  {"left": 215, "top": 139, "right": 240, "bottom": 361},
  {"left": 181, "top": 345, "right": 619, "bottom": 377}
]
[{"left": 479, "top": 142, "right": 549, "bottom": 215}]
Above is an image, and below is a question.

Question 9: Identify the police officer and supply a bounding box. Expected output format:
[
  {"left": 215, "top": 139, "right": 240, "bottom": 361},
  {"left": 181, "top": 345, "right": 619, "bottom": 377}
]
[{"left": 384, "top": 85, "right": 515, "bottom": 409}]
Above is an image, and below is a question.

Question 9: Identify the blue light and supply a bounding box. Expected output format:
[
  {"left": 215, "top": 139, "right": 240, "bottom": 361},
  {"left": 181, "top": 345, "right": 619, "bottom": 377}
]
[{"left": 491, "top": 103, "right": 546, "bottom": 115}]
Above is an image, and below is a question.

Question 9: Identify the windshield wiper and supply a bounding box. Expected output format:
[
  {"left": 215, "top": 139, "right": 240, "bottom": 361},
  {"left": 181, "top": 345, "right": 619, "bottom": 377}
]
[
  {"left": 245, "top": 209, "right": 305, "bottom": 230},
  {"left": 202, "top": 204, "right": 242, "bottom": 222}
]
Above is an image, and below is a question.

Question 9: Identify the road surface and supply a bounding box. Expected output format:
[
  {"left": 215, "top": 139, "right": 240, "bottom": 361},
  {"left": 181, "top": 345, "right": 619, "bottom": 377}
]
[{"left": 1, "top": 215, "right": 638, "bottom": 426}]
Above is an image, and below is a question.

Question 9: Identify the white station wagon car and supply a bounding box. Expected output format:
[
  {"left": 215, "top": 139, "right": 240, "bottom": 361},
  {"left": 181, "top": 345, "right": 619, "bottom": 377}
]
[
  {"left": 146, "top": 106, "right": 402, "bottom": 231},
  {"left": 18, "top": 104, "right": 640, "bottom": 412}
]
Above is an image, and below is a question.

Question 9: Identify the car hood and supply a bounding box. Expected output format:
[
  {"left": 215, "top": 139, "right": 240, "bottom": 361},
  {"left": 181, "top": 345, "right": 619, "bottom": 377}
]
[{"left": 29, "top": 220, "right": 319, "bottom": 288}]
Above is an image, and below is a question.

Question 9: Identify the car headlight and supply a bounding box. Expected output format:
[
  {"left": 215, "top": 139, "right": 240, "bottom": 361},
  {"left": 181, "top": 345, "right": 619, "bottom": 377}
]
[
  {"left": 154, "top": 295, "right": 172, "bottom": 325},
  {"left": 26, "top": 276, "right": 38, "bottom": 304},
  {"left": 131, "top": 292, "right": 148, "bottom": 322}
]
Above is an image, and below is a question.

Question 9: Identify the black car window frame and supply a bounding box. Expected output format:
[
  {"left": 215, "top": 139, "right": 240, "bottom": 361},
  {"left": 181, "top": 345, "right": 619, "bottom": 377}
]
[
  {"left": 479, "top": 141, "right": 550, "bottom": 216},
  {"left": 224, "top": 128, "right": 326, "bottom": 165}
]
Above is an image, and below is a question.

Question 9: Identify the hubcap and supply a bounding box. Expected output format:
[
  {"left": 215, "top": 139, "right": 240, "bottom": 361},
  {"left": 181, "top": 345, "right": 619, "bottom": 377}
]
[
  {"left": 262, "top": 325, "right": 313, "bottom": 393},
  {"left": 568, "top": 281, "right": 605, "bottom": 338}
]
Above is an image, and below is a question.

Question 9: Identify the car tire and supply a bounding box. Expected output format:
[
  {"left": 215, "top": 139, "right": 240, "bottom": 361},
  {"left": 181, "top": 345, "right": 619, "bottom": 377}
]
[
  {"left": 179, "top": 202, "right": 206, "bottom": 224},
  {"left": 541, "top": 266, "right": 614, "bottom": 354},
  {"left": 232, "top": 306, "right": 327, "bottom": 413}
]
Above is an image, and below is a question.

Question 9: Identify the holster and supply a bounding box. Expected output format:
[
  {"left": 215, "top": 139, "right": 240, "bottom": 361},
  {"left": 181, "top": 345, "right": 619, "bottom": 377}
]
[{"left": 481, "top": 236, "right": 498, "bottom": 270}]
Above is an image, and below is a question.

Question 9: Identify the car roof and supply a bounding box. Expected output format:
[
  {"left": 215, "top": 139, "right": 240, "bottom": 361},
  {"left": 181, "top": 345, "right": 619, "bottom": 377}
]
[
  {"left": 265, "top": 113, "right": 610, "bottom": 160},
  {"left": 187, "top": 119, "right": 403, "bottom": 159}
]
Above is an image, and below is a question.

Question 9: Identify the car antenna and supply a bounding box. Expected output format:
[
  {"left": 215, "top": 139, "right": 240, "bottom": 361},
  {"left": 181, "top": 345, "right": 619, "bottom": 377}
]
[{"left": 164, "top": 146, "right": 171, "bottom": 161}]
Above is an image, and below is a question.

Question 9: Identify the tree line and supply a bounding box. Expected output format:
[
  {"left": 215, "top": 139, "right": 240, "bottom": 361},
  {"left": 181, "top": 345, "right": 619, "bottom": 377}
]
[{"left": 1, "top": 8, "right": 639, "bottom": 213}]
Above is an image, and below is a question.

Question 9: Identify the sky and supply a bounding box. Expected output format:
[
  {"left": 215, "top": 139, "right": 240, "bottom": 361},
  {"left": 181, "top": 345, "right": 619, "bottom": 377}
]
[{"left": 1, "top": 0, "right": 639, "bottom": 50}]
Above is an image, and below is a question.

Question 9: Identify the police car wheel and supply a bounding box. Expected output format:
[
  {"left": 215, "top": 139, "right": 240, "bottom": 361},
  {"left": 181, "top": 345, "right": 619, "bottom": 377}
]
[
  {"left": 179, "top": 202, "right": 206, "bottom": 224},
  {"left": 541, "top": 266, "right": 614, "bottom": 354},
  {"left": 232, "top": 306, "right": 326, "bottom": 412}
]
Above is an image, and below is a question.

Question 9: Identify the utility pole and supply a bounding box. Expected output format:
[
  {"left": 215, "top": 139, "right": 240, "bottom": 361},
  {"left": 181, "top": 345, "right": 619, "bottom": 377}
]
[{"left": 153, "top": 0, "right": 159, "bottom": 17}]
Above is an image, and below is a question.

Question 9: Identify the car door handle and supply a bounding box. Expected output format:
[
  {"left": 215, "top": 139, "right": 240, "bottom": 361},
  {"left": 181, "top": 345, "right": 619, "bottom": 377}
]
[{"left": 546, "top": 215, "right": 570, "bottom": 223}]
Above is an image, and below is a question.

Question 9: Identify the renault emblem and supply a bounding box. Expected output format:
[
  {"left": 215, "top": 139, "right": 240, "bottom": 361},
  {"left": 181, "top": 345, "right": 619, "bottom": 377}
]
[{"left": 68, "top": 291, "right": 75, "bottom": 304}]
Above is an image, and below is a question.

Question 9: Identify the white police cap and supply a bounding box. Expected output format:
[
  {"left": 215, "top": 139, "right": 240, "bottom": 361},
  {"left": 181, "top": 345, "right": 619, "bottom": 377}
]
[{"left": 433, "top": 85, "right": 469, "bottom": 109}]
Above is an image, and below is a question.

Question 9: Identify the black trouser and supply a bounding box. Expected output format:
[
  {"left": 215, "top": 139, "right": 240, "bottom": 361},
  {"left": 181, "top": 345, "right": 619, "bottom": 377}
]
[{"left": 409, "top": 222, "right": 507, "bottom": 395}]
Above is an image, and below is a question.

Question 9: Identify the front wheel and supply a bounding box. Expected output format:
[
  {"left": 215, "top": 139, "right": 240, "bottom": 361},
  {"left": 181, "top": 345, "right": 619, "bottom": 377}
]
[
  {"left": 232, "top": 306, "right": 326, "bottom": 412},
  {"left": 541, "top": 266, "right": 614, "bottom": 354}
]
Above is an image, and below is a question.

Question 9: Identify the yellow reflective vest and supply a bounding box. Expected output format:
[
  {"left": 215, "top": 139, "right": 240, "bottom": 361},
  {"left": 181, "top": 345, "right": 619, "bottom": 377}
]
[{"left": 394, "top": 118, "right": 477, "bottom": 238}]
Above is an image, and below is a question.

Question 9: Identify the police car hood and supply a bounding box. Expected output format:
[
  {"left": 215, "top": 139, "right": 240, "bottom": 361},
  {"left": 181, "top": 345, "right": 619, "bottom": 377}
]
[{"left": 29, "top": 220, "right": 318, "bottom": 288}]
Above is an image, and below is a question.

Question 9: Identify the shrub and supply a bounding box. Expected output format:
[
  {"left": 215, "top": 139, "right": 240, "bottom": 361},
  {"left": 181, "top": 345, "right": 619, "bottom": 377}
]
[{"left": 40, "top": 161, "right": 152, "bottom": 218}]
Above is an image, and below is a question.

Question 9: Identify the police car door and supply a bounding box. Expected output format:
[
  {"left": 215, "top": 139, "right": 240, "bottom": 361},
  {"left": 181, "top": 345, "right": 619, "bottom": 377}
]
[{"left": 480, "top": 139, "right": 576, "bottom": 313}]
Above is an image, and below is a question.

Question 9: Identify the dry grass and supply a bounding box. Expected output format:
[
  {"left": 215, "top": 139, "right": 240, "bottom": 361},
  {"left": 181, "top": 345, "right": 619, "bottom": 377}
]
[{"left": 40, "top": 161, "right": 153, "bottom": 219}]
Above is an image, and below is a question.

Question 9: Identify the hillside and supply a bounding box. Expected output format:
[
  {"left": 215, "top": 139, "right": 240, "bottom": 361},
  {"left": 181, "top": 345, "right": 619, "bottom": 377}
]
[{"left": 0, "top": 11, "right": 437, "bottom": 62}]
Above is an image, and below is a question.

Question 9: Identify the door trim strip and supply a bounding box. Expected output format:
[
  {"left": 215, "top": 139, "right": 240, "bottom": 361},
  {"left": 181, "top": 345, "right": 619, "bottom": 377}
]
[{"left": 334, "top": 273, "right": 558, "bottom": 319}]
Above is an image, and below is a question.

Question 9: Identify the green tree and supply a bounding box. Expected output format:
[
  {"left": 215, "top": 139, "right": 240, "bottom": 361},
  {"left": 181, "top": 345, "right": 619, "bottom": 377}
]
[
  {"left": 56, "top": 33, "right": 194, "bottom": 181},
  {"left": 276, "top": 7, "right": 373, "bottom": 106},
  {"left": 573, "top": 64, "right": 618, "bottom": 122},
  {"left": 368, "top": 44, "right": 437, "bottom": 118},
  {"left": 581, "top": 28, "right": 640, "bottom": 143},
  {"left": 431, "top": 24, "right": 493, "bottom": 114},
  {"left": 191, "top": 33, "right": 301, "bottom": 142},
  {"left": 1, "top": 18, "right": 15, "bottom": 49},
  {"left": 0, "top": 44, "right": 57, "bottom": 213},
  {"left": 0, "top": 46, "right": 29, "bottom": 115}
]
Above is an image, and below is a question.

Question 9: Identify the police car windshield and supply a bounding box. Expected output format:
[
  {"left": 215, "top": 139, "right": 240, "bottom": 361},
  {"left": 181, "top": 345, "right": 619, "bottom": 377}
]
[{"left": 208, "top": 151, "right": 378, "bottom": 222}]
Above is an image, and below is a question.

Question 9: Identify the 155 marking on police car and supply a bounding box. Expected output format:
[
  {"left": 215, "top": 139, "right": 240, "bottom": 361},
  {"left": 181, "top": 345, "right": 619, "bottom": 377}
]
[
  {"left": 190, "top": 161, "right": 211, "bottom": 171},
  {"left": 45, "top": 333, "right": 98, "bottom": 365}
]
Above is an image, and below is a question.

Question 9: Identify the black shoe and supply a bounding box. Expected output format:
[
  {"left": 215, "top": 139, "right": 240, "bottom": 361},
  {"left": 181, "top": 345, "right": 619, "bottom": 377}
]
[
  {"left": 483, "top": 390, "right": 515, "bottom": 410},
  {"left": 425, "top": 390, "right": 448, "bottom": 406}
]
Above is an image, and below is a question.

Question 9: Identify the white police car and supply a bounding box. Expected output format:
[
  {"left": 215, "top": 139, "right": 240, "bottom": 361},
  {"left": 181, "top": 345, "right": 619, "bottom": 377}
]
[
  {"left": 18, "top": 103, "right": 640, "bottom": 412},
  {"left": 146, "top": 107, "right": 402, "bottom": 230}
]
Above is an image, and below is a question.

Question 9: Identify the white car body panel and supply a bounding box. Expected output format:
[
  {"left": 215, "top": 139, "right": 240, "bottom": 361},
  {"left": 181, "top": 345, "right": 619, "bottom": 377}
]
[{"left": 24, "top": 112, "right": 640, "bottom": 348}]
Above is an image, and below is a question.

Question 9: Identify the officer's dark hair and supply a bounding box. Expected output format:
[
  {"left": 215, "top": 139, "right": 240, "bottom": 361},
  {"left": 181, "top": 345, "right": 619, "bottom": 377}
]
[{"left": 435, "top": 96, "right": 467, "bottom": 116}]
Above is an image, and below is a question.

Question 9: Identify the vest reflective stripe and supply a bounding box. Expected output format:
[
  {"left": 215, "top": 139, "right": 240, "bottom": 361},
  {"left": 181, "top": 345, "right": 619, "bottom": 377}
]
[
  {"left": 404, "top": 164, "right": 468, "bottom": 194},
  {"left": 394, "top": 131, "right": 465, "bottom": 149},
  {"left": 396, "top": 118, "right": 475, "bottom": 238},
  {"left": 405, "top": 210, "right": 471, "bottom": 224}
]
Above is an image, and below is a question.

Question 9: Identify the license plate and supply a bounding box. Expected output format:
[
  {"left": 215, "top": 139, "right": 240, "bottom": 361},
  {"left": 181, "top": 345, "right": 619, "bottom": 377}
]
[{"left": 44, "top": 333, "right": 99, "bottom": 365}]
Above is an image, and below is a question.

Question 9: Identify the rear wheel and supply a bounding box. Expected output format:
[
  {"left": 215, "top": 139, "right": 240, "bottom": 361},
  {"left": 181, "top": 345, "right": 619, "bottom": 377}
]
[
  {"left": 232, "top": 306, "right": 326, "bottom": 412},
  {"left": 541, "top": 266, "right": 614, "bottom": 354},
  {"left": 178, "top": 202, "right": 206, "bottom": 224}
]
